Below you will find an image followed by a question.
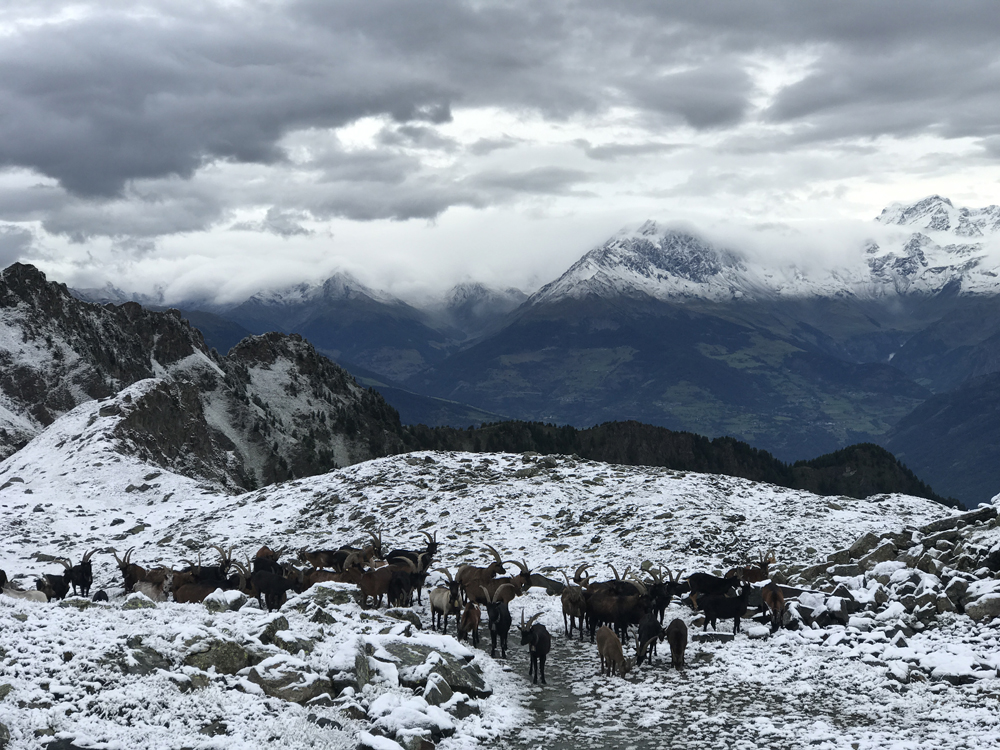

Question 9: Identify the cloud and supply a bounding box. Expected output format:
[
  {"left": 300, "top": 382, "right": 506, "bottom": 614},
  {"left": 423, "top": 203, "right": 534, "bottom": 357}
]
[
  {"left": 230, "top": 207, "right": 313, "bottom": 238},
  {"left": 0, "top": 224, "right": 33, "bottom": 267}
]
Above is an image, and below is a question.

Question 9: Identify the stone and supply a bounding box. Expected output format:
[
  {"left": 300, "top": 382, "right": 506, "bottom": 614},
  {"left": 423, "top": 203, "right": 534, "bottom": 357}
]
[
  {"left": 258, "top": 615, "right": 290, "bottom": 645},
  {"left": 827, "top": 549, "right": 852, "bottom": 565},
  {"left": 247, "top": 656, "right": 333, "bottom": 704},
  {"left": 444, "top": 694, "right": 480, "bottom": 719},
  {"left": 692, "top": 632, "right": 735, "bottom": 643},
  {"left": 850, "top": 532, "right": 882, "bottom": 560},
  {"left": 385, "top": 609, "right": 422, "bottom": 630},
  {"left": 204, "top": 589, "right": 247, "bottom": 613},
  {"left": 965, "top": 593, "right": 1000, "bottom": 622},
  {"left": 58, "top": 598, "right": 93, "bottom": 610},
  {"left": 916, "top": 555, "right": 942, "bottom": 575},
  {"left": 183, "top": 639, "right": 249, "bottom": 675},
  {"left": 858, "top": 541, "right": 898, "bottom": 571},
  {"left": 430, "top": 660, "right": 490, "bottom": 699},
  {"left": 830, "top": 564, "right": 862, "bottom": 577},
  {"left": 0, "top": 722, "right": 8, "bottom": 750},
  {"left": 919, "top": 506, "right": 997, "bottom": 535},
  {"left": 123, "top": 646, "right": 172, "bottom": 676},
  {"left": 330, "top": 640, "right": 371, "bottom": 694},
  {"left": 944, "top": 578, "right": 969, "bottom": 604},
  {"left": 423, "top": 672, "right": 453, "bottom": 706},
  {"left": 310, "top": 607, "right": 337, "bottom": 625},
  {"left": 274, "top": 632, "right": 315, "bottom": 655},
  {"left": 0, "top": 684, "right": 11, "bottom": 702},
  {"left": 122, "top": 592, "right": 156, "bottom": 610},
  {"left": 936, "top": 594, "right": 956, "bottom": 613}
]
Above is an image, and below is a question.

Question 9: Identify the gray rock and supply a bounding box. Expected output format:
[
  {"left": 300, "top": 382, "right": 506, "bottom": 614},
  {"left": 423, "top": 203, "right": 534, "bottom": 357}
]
[
  {"left": 916, "top": 555, "right": 943, "bottom": 575},
  {"left": 858, "top": 541, "right": 898, "bottom": 571},
  {"left": 944, "top": 577, "right": 969, "bottom": 603},
  {"left": 183, "top": 639, "right": 249, "bottom": 675},
  {"left": 258, "top": 615, "right": 290, "bottom": 645},
  {"left": 881, "top": 530, "right": 917, "bottom": 550},
  {"left": 274, "top": 632, "right": 315, "bottom": 655},
  {"left": 204, "top": 589, "right": 247, "bottom": 613},
  {"left": 965, "top": 594, "right": 1000, "bottom": 622},
  {"left": 830, "top": 564, "right": 862, "bottom": 577},
  {"left": 936, "top": 594, "right": 956, "bottom": 613},
  {"left": 850, "top": 532, "right": 882, "bottom": 560},
  {"left": 247, "top": 662, "right": 333, "bottom": 704},
  {"left": 58, "top": 598, "right": 93, "bottom": 610},
  {"left": 0, "top": 722, "right": 8, "bottom": 750},
  {"left": 397, "top": 732, "right": 435, "bottom": 750},
  {"left": 423, "top": 672, "right": 453, "bottom": 706},
  {"left": 0, "top": 684, "right": 11, "bottom": 702},
  {"left": 430, "top": 660, "right": 491, "bottom": 699},
  {"left": 385, "top": 609, "right": 422, "bottom": 630},
  {"left": 310, "top": 607, "right": 337, "bottom": 625},
  {"left": 692, "top": 632, "right": 736, "bottom": 643},
  {"left": 445, "top": 694, "right": 480, "bottom": 719},
  {"left": 899, "top": 594, "right": 917, "bottom": 612},
  {"left": 827, "top": 549, "right": 852, "bottom": 566},
  {"left": 919, "top": 506, "right": 997, "bottom": 535},
  {"left": 123, "top": 646, "right": 172, "bottom": 676},
  {"left": 330, "top": 640, "right": 370, "bottom": 694},
  {"left": 122, "top": 593, "right": 156, "bottom": 610}
]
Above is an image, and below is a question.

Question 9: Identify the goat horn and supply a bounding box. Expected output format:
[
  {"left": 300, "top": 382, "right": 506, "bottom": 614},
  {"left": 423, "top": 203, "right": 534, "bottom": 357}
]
[
  {"left": 574, "top": 563, "right": 590, "bottom": 580},
  {"left": 480, "top": 585, "right": 492, "bottom": 603},
  {"left": 125, "top": 546, "right": 136, "bottom": 564},
  {"left": 521, "top": 608, "right": 525, "bottom": 627},
  {"left": 662, "top": 566, "right": 674, "bottom": 583},
  {"left": 492, "top": 583, "right": 516, "bottom": 602},
  {"left": 112, "top": 549, "right": 125, "bottom": 567},
  {"left": 630, "top": 578, "right": 648, "bottom": 595},
  {"left": 503, "top": 559, "right": 530, "bottom": 575},
  {"left": 82, "top": 549, "right": 97, "bottom": 562},
  {"left": 609, "top": 564, "right": 620, "bottom": 580},
  {"left": 231, "top": 561, "right": 250, "bottom": 577},
  {"left": 484, "top": 544, "right": 503, "bottom": 564},
  {"left": 419, "top": 531, "right": 434, "bottom": 543},
  {"left": 560, "top": 570, "right": 572, "bottom": 586},
  {"left": 57, "top": 559, "right": 72, "bottom": 569},
  {"left": 525, "top": 612, "right": 543, "bottom": 628},
  {"left": 648, "top": 567, "right": 662, "bottom": 582},
  {"left": 434, "top": 567, "right": 454, "bottom": 582},
  {"left": 210, "top": 544, "right": 228, "bottom": 562}
]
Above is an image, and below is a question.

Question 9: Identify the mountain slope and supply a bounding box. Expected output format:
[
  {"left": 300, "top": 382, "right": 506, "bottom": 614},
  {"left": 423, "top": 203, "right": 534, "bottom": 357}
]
[{"left": 0, "top": 264, "right": 406, "bottom": 487}]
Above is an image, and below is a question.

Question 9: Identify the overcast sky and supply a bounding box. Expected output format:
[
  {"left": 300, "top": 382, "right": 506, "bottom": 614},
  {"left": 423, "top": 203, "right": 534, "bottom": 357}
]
[{"left": 1, "top": 1, "right": 998, "bottom": 303}]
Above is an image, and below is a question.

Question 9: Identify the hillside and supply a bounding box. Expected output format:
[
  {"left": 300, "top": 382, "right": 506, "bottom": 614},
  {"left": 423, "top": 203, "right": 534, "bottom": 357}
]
[{"left": 3, "top": 392, "right": 1000, "bottom": 748}]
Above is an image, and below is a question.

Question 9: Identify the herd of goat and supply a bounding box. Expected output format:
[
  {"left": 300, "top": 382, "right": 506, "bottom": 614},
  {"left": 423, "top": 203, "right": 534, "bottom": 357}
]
[{"left": 0, "top": 531, "right": 786, "bottom": 684}]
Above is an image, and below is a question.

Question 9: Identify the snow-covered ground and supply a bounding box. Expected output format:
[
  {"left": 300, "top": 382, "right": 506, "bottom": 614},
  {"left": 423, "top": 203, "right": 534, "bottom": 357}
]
[{"left": 2, "top": 381, "right": 999, "bottom": 749}]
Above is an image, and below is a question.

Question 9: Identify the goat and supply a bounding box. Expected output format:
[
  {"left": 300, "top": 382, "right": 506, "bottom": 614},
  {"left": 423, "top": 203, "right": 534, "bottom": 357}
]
[
  {"left": 92, "top": 590, "right": 109, "bottom": 602},
  {"left": 666, "top": 618, "right": 687, "bottom": 669},
  {"left": 297, "top": 541, "right": 376, "bottom": 572},
  {"left": 133, "top": 580, "right": 169, "bottom": 603},
  {"left": 348, "top": 558, "right": 417, "bottom": 609},
  {"left": 698, "top": 584, "right": 752, "bottom": 633},
  {"left": 252, "top": 545, "right": 288, "bottom": 575},
  {"left": 179, "top": 544, "right": 234, "bottom": 586},
  {"left": 58, "top": 549, "right": 97, "bottom": 597},
  {"left": 2, "top": 586, "right": 47, "bottom": 602},
  {"left": 585, "top": 587, "right": 651, "bottom": 644},
  {"left": 458, "top": 602, "right": 481, "bottom": 646},
  {"left": 457, "top": 544, "right": 507, "bottom": 604},
  {"left": 684, "top": 571, "right": 739, "bottom": 609},
  {"left": 648, "top": 567, "right": 685, "bottom": 624},
  {"left": 560, "top": 571, "right": 587, "bottom": 640},
  {"left": 761, "top": 581, "right": 788, "bottom": 632},
  {"left": 37, "top": 573, "right": 69, "bottom": 601},
  {"left": 481, "top": 584, "right": 515, "bottom": 659},
  {"left": 518, "top": 612, "right": 551, "bottom": 685},
  {"left": 595, "top": 625, "right": 633, "bottom": 678},
  {"left": 112, "top": 547, "right": 146, "bottom": 592},
  {"left": 386, "top": 531, "right": 437, "bottom": 604},
  {"left": 726, "top": 549, "right": 776, "bottom": 584},
  {"left": 429, "top": 568, "right": 463, "bottom": 634},
  {"left": 0, "top": 569, "right": 7, "bottom": 589},
  {"left": 635, "top": 612, "right": 665, "bottom": 667}
]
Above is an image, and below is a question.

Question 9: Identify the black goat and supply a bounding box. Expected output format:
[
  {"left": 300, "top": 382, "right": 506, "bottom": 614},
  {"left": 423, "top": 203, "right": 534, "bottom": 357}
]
[
  {"left": 684, "top": 571, "right": 739, "bottom": 608},
  {"left": 666, "top": 618, "right": 687, "bottom": 669},
  {"left": 37, "top": 573, "right": 69, "bottom": 601},
  {"left": 386, "top": 531, "right": 437, "bottom": 604},
  {"left": 698, "top": 585, "right": 752, "bottom": 633},
  {"left": 519, "top": 612, "right": 551, "bottom": 685},
  {"left": 481, "top": 584, "right": 515, "bottom": 658},
  {"left": 635, "top": 612, "right": 665, "bottom": 666},
  {"left": 92, "top": 590, "right": 109, "bottom": 602},
  {"left": 59, "top": 549, "right": 97, "bottom": 597},
  {"left": 586, "top": 589, "right": 651, "bottom": 643}
]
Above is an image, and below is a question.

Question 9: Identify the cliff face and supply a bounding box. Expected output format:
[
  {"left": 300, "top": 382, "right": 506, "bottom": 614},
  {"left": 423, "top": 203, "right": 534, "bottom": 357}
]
[{"left": 0, "top": 264, "right": 405, "bottom": 489}]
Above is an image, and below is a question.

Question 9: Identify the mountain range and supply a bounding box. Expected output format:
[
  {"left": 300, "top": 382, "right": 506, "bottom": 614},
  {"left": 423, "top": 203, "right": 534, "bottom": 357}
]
[{"left": 65, "top": 195, "right": 1000, "bottom": 506}]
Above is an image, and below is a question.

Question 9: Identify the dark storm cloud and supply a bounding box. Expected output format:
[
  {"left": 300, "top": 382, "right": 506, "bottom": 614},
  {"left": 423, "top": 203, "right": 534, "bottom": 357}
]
[{"left": 0, "top": 0, "right": 998, "bottom": 239}]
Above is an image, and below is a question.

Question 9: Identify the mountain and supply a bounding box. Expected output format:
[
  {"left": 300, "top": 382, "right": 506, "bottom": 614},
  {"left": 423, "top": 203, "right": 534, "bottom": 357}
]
[
  {"left": 885, "top": 372, "right": 1000, "bottom": 506},
  {"left": 221, "top": 272, "right": 458, "bottom": 381},
  {"left": 424, "top": 282, "right": 528, "bottom": 339},
  {"left": 0, "top": 264, "right": 405, "bottom": 486}
]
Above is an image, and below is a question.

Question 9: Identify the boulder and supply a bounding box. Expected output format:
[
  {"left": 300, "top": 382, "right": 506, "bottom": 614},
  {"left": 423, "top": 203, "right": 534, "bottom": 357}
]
[
  {"left": 257, "top": 615, "right": 290, "bottom": 645},
  {"left": 830, "top": 564, "right": 862, "bottom": 577},
  {"left": 850, "top": 532, "right": 881, "bottom": 560},
  {"left": 919, "top": 506, "right": 997, "bottom": 535},
  {"left": 944, "top": 577, "right": 969, "bottom": 604},
  {"left": 858, "top": 541, "right": 898, "bottom": 571},
  {"left": 827, "top": 549, "right": 852, "bottom": 566},
  {"left": 204, "top": 589, "right": 247, "bottom": 613},
  {"left": 0, "top": 722, "right": 9, "bottom": 750},
  {"left": 385, "top": 609, "right": 422, "bottom": 630},
  {"left": 123, "top": 646, "right": 172, "bottom": 676},
  {"left": 183, "top": 639, "right": 249, "bottom": 675},
  {"left": 247, "top": 654, "right": 333, "bottom": 704},
  {"left": 936, "top": 594, "right": 956, "bottom": 614},
  {"left": 329, "top": 639, "right": 371, "bottom": 694},
  {"left": 274, "top": 631, "right": 315, "bottom": 655},
  {"left": 965, "top": 593, "right": 1000, "bottom": 622},
  {"left": 423, "top": 672, "right": 453, "bottom": 706},
  {"left": 122, "top": 592, "right": 156, "bottom": 610}
]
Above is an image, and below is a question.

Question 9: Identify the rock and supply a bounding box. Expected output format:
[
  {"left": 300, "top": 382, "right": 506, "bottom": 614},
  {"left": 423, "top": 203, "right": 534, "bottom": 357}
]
[
  {"left": 0, "top": 684, "right": 11, "bottom": 702},
  {"left": 444, "top": 693, "right": 480, "bottom": 719},
  {"left": 827, "top": 549, "right": 852, "bottom": 565},
  {"left": 798, "top": 562, "right": 829, "bottom": 582},
  {"left": 830, "top": 564, "right": 862, "bottom": 577},
  {"left": 692, "top": 632, "right": 735, "bottom": 643},
  {"left": 122, "top": 645, "right": 172, "bottom": 676},
  {"left": 274, "top": 631, "right": 315, "bottom": 655},
  {"left": 916, "top": 555, "right": 943, "bottom": 575},
  {"left": 310, "top": 607, "right": 338, "bottom": 625},
  {"left": 258, "top": 615, "right": 290, "bottom": 645},
  {"left": 430, "top": 660, "right": 490, "bottom": 700},
  {"left": 183, "top": 639, "right": 249, "bottom": 675},
  {"left": 944, "top": 577, "right": 969, "bottom": 604},
  {"left": 397, "top": 731, "right": 435, "bottom": 750},
  {"left": 300, "top": 583, "right": 359, "bottom": 609},
  {"left": 858, "top": 541, "right": 898, "bottom": 571},
  {"left": 330, "top": 639, "right": 371, "bottom": 694},
  {"left": 385, "top": 609, "right": 423, "bottom": 630},
  {"left": 881, "top": 530, "right": 917, "bottom": 550},
  {"left": 357, "top": 731, "right": 404, "bottom": 750},
  {"left": 919, "top": 506, "right": 997, "bottom": 535},
  {"left": 122, "top": 592, "right": 156, "bottom": 610},
  {"left": 247, "top": 654, "right": 333, "bottom": 704},
  {"left": 423, "top": 672, "right": 453, "bottom": 706},
  {"left": 886, "top": 661, "right": 910, "bottom": 684},
  {"left": 58, "top": 598, "right": 93, "bottom": 610},
  {"left": 199, "top": 721, "right": 229, "bottom": 737},
  {"left": 0, "top": 722, "right": 8, "bottom": 750},
  {"left": 204, "top": 589, "right": 247, "bottom": 613},
  {"left": 850, "top": 532, "right": 882, "bottom": 560},
  {"left": 936, "top": 594, "right": 956, "bottom": 613},
  {"left": 965, "top": 593, "right": 1000, "bottom": 622}
]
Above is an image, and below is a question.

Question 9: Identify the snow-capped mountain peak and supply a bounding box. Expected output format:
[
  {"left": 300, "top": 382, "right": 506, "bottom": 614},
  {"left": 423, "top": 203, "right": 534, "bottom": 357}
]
[{"left": 877, "top": 195, "right": 1000, "bottom": 237}]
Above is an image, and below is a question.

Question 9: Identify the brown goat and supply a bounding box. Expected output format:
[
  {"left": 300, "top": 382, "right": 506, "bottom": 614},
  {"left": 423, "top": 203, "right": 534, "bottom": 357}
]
[
  {"left": 595, "top": 625, "right": 633, "bottom": 678},
  {"left": 456, "top": 544, "right": 507, "bottom": 603},
  {"left": 761, "top": 581, "right": 787, "bottom": 632},
  {"left": 458, "top": 602, "right": 481, "bottom": 646},
  {"left": 560, "top": 571, "right": 587, "bottom": 640},
  {"left": 666, "top": 618, "right": 687, "bottom": 669}
]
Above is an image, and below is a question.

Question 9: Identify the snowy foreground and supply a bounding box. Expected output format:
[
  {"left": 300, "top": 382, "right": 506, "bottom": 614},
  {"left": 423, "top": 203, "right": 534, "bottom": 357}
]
[{"left": 1, "top": 381, "right": 1000, "bottom": 749}]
